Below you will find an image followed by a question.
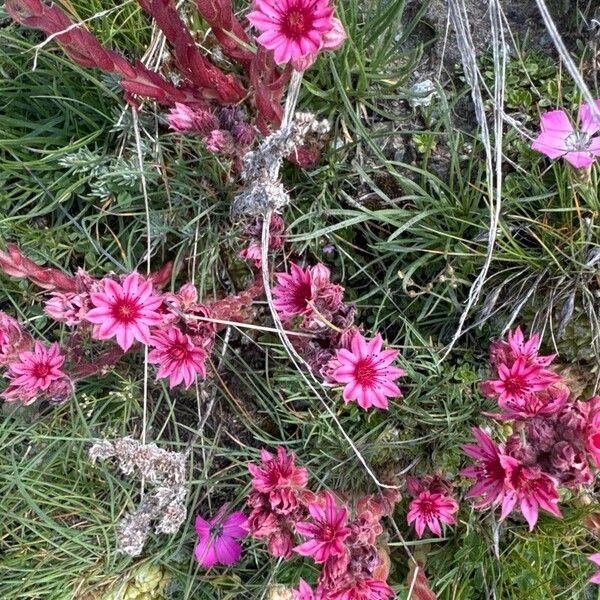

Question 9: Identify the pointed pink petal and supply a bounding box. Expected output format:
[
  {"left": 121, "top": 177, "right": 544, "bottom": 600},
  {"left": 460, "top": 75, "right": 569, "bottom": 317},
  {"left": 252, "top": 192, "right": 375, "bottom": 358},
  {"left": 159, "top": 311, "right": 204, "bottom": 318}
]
[
  {"left": 116, "top": 327, "right": 134, "bottom": 351},
  {"left": 564, "top": 151, "right": 595, "bottom": 168},
  {"left": 215, "top": 537, "right": 242, "bottom": 565},
  {"left": 531, "top": 132, "right": 568, "bottom": 158},
  {"left": 579, "top": 100, "right": 600, "bottom": 135},
  {"left": 342, "top": 380, "right": 359, "bottom": 403},
  {"left": 366, "top": 334, "right": 383, "bottom": 356},
  {"left": 500, "top": 493, "right": 517, "bottom": 521},
  {"left": 351, "top": 333, "right": 368, "bottom": 359},
  {"left": 540, "top": 109, "right": 573, "bottom": 134},
  {"left": 520, "top": 497, "right": 539, "bottom": 531},
  {"left": 103, "top": 279, "right": 122, "bottom": 302}
]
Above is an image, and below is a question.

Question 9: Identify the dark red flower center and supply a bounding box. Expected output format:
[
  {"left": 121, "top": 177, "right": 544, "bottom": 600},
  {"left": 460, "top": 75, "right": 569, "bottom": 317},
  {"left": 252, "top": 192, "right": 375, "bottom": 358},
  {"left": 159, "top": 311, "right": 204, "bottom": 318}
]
[
  {"left": 502, "top": 375, "right": 529, "bottom": 397},
  {"left": 292, "top": 282, "right": 313, "bottom": 310},
  {"left": 167, "top": 342, "right": 190, "bottom": 363},
  {"left": 282, "top": 7, "right": 311, "bottom": 38},
  {"left": 32, "top": 362, "right": 51, "bottom": 379},
  {"left": 321, "top": 523, "right": 341, "bottom": 542},
  {"left": 266, "top": 465, "right": 293, "bottom": 488},
  {"left": 112, "top": 298, "right": 140, "bottom": 323},
  {"left": 416, "top": 499, "right": 437, "bottom": 518},
  {"left": 483, "top": 456, "right": 506, "bottom": 481},
  {"left": 508, "top": 465, "right": 540, "bottom": 493},
  {"left": 354, "top": 359, "right": 379, "bottom": 386}
]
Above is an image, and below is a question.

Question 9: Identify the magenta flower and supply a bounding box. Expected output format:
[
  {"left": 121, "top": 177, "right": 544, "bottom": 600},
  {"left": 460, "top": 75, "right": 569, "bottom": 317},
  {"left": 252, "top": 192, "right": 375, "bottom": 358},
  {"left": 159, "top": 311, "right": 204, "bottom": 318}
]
[
  {"left": 44, "top": 292, "right": 89, "bottom": 326},
  {"left": 330, "top": 579, "right": 395, "bottom": 600},
  {"left": 271, "top": 262, "right": 344, "bottom": 326},
  {"left": 500, "top": 462, "right": 561, "bottom": 530},
  {"left": 246, "top": 447, "right": 314, "bottom": 559},
  {"left": 589, "top": 553, "right": 600, "bottom": 584},
  {"left": 248, "top": 447, "right": 310, "bottom": 514},
  {"left": 148, "top": 326, "right": 207, "bottom": 388},
  {"left": 294, "top": 579, "right": 319, "bottom": 600},
  {"left": 272, "top": 263, "right": 315, "bottom": 320},
  {"left": 295, "top": 491, "right": 351, "bottom": 563},
  {"left": 86, "top": 273, "right": 164, "bottom": 351},
  {"left": 506, "top": 327, "right": 555, "bottom": 367},
  {"left": 331, "top": 332, "right": 405, "bottom": 410},
  {"left": 247, "top": 0, "right": 335, "bottom": 65},
  {"left": 489, "top": 383, "right": 569, "bottom": 420},
  {"left": 406, "top": 491, "right": 459, "bottom": 538},
  {"left": 3, "top": 342, "right": 66, "bottom": 402},
  {"left": 166, "top": 103, "right": 217, "bottom": 134},
  {"left": 0, "top": 311, "right": 32, "bottom": 366},
  {"left": 194, "top": 505, "right": 248, "bottom": 568},
  {"left": 486, "top": 358, "right": 559, "bottom": 406},
  {"left": 531, "top": 101, "right": 600, "bottom": 168},
  {"left": 461, "top": 428, "right": 515, "bottom": 509},
  {"left": 239, "top": 242, "right": 263, "bottom": 267}
]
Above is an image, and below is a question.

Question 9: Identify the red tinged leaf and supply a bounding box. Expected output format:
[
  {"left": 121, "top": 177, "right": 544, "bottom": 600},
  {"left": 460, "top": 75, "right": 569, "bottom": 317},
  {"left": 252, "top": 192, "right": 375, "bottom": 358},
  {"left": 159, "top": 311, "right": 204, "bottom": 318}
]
[
  {"left": 250, "top": 48, "right": 290, "bottom": 133},
  {"left": 6, "top": 0, "right": 205, "bottom": 105},
  {"left": 0, "top": 244, "right": 78, "bottom": 292},
  {"left": 70, "top": 346, "right": 125, "bottom": 378},
  {"left": 407, "top": 559, "right": 438, "bottom": 600},
  {"left": 148, "top": 260, "right": 176, "bottom": 289},
  {"left": 195, "top": 0, "right": 254, "bottom": 65},
  {"left": 210, "top": 276, "right": 264, "bottom": 329},
  {"left": 136, "top": 0, "right": 246, "bottom": 103}
]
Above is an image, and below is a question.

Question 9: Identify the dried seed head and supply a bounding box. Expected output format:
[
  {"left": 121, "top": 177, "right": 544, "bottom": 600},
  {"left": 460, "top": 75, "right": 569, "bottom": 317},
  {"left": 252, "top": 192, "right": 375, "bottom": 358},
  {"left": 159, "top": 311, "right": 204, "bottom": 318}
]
[
  {"left": 89, "top": 437, "right": 188, "bottom": 556},
  {"left": 232, "top": 112, "right": 330, "bottom": 217}
]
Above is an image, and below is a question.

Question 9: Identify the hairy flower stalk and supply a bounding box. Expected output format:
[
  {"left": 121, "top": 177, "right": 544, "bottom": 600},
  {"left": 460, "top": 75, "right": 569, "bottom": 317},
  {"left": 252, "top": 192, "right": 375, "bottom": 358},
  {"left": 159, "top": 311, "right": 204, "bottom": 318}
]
[{"left": 232, "top": 111, "right": 331, "bottom": 216}]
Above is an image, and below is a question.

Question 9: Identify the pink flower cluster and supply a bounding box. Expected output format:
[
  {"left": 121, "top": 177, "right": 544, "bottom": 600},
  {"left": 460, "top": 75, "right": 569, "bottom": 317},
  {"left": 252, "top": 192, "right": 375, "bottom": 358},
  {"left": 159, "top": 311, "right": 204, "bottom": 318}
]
[
  {"left": 239, "top": 214, "right": 287, "bottom": 269},
  {"left": 246, "top": 446, "right": 400, "bottom": 599},
  {"left": 532, "top": 100, "right": 600, "bottom": 169},
  {"left": 167, "top": 105, "right": 256, "bottom": 164},
  {"left": 405, "top": 475, "right": 459, "bottom": 539},
  {"left": 271, "top": 262, "right": 405, "bottom": 410},
  {"left": 463, "top": 327, "right": 600, "bottom": 532},
  {"left": 47, "top": 273, "right": 214, "bottom": 390},
  {"left": 0, "top": 245, "right": 265, "bottom": 403}
]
